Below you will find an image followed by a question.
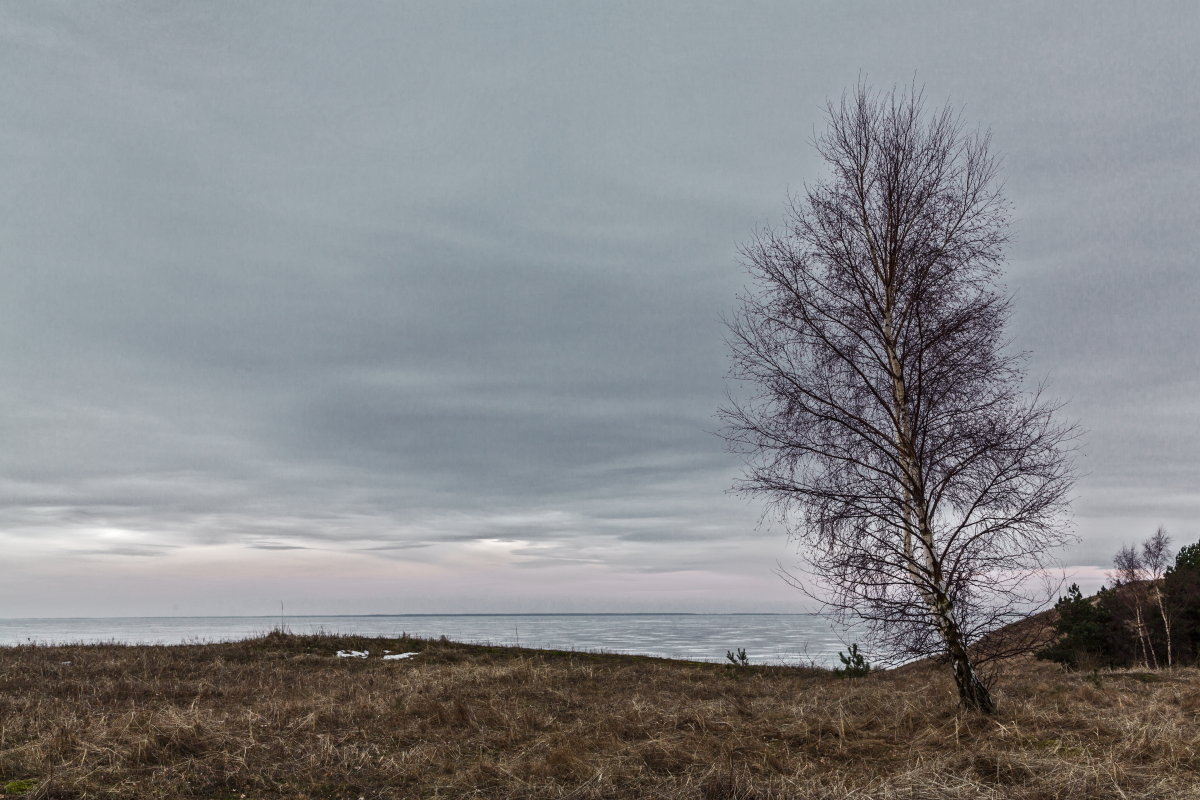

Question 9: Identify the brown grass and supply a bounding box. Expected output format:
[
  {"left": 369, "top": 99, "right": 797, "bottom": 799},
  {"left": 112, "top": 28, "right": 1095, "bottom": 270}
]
[{"left": 0, "top": 632, "right": 1198, "bottom": 798}]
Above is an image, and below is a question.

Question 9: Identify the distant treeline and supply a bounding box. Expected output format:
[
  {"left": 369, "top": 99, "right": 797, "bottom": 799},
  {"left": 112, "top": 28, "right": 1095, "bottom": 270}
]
[{"left": 1038, "top": 528, "right": 1200, "bottom": 669}]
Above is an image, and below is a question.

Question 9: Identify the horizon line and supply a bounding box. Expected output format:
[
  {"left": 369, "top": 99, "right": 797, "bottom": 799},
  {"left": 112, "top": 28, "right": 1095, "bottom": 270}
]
[{"left": 0, "top": 611, "right": 819, "bottom": 621}]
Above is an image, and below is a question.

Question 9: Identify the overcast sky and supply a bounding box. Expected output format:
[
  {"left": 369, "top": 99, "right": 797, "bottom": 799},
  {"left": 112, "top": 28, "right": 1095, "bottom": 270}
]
[{"left": 1, "top": 2, "right": 1196, "bottom": 617}]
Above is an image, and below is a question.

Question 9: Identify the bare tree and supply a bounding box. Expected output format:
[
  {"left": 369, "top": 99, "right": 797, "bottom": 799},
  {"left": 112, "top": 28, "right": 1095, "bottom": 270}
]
[
  {"left": 722, "top": 83, "right": 1076, "bottom": 713},
  {"left": 1112, "top": 544, "right": 1156, "bottom": 669},
  {"left": 1143, "top": 527, "right": 1175, "bottom": 666},
  {"left": 1142, "top": 527, "right": 1171, "bottom": 666}
]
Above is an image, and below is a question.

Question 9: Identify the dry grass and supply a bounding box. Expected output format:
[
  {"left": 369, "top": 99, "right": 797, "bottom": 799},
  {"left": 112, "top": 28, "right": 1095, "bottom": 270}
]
[{"left": 0, "top": 631, "right": 1198, "bottom": 798}]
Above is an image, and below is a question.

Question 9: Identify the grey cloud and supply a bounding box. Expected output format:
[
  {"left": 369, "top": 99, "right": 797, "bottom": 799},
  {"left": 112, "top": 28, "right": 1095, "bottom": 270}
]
[
  {"left": 361, "top": 543, "right": 433, "bottom": 552},
  {"left": 0, "top": 1, "right": 1196, "bottom": 613},
  {"left": 72, "top": 545, "right": 176, "bottom": 558}
]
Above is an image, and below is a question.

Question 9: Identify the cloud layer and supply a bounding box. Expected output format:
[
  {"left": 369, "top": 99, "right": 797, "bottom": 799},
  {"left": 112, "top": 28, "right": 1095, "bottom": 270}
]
[{"left": 0, "top": 2, "right": 1196, "bottom": 615}]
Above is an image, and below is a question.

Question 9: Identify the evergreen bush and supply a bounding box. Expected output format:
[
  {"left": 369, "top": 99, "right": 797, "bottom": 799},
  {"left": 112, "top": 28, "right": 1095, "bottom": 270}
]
[
  {"left": 834, "top": 643, "right": 870, "bottom": 678},
  {"left": 1036, "top": 583, "right": 1116, "bottom": 668}
]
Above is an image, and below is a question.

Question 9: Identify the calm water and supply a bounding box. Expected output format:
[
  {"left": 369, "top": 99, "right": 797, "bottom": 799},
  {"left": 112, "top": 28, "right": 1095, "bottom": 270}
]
[{"left": 0, "top": 614, "right": 851, "bottom": 666}]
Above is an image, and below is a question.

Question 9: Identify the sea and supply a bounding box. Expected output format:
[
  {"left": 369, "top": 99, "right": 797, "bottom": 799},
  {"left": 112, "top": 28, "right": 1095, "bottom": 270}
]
[{"left": 0, "top": 614, "right": 853, "bottom": 667}]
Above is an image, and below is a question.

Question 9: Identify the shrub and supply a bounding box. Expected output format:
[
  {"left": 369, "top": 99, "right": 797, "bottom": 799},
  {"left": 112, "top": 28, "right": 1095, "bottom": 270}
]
[
  {"left": 1166, "top": 542, "right": 1200, "bottom": 662},
  {"left": 1036, "top": 584, "right": 1118, "bottom": 669},
  {"left": 833, "top": 643, "right": 870, "bottom": 678}
]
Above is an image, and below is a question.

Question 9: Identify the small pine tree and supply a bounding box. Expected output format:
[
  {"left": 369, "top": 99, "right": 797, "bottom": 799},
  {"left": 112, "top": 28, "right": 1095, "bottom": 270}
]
[
  {"left": 834, "top": 643, "right": 870, "bottom": 678},
  {"left": 725, "top": 647, "right": 749, "bottom": 667},
  {"left": 1036, "top": 583, "right": 1117, "bottom": 669}
]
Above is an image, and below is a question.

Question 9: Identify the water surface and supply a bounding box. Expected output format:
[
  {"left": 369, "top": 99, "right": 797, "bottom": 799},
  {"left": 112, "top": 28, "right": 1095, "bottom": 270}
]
[{"left": 0, "top": 614, "right": 852, "bottom": 666}]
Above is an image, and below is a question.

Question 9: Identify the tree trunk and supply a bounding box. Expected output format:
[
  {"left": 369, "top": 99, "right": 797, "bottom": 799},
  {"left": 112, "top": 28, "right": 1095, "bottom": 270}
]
[
  {"left": 936, "top": 602, "right": 996, "bottom": 714},
  {"left": 882, "top": 304, "right": 996, "bottom": 714},
  {"left": 1154, "top": 586, "right": 1173, "bottom": 667},
  {"left": 950, "top": 643, "right": 995, "bottom": 714},
  {"left": 1133, "top": 607, "right": 1157, "bottom": 670}
]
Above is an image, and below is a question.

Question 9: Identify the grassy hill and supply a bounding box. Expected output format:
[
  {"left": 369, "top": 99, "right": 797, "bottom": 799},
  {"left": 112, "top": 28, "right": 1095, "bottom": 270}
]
[{"left": 0, "top": 631, "right": 1197, "bottom": 798}]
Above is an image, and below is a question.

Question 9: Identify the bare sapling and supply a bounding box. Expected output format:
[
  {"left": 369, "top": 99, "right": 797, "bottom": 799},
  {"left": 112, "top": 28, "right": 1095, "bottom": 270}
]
[
  {"left": 1142, "top": 527, "right": 1174, "bottom": 667},
  {"left": 1112, "top": 546, "right": 1155, "bottom": 669}
]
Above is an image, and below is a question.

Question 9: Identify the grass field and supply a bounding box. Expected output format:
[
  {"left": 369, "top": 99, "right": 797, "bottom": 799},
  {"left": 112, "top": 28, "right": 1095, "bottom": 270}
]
[{"left": 0, "top": 631, "right": 1197, "bottom": 798}]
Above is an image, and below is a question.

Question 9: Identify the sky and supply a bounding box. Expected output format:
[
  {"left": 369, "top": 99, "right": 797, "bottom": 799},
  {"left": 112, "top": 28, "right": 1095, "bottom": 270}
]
[{"left": 0, "top": 2, "right": 1196, "bottom": 617}]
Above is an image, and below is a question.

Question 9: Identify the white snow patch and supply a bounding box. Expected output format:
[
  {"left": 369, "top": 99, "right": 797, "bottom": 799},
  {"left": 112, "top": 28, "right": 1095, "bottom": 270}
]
[
  {"left": 382, "top": 652, "right": 420, "bottom": 660},
  {"left": 336, "top": 650, "right": 369, "bottom": 658}
]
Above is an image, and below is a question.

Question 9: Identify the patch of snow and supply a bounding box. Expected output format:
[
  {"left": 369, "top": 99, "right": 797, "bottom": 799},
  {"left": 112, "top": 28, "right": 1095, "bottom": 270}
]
[
  {"left": 336, "top": 650, "right": 369, "bottom": 658},
  {"left": 382, "top": 652, "right": 420, "bottom": 660}
]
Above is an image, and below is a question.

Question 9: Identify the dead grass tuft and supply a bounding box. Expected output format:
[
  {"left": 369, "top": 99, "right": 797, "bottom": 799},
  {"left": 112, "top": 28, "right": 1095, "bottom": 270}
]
[{"left": 0, "top": 633, "right": 1198, "bottom": 798}]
